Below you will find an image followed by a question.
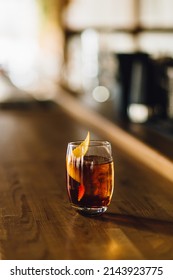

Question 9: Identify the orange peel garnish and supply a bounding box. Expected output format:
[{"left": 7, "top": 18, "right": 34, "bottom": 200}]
[
  {"left": 72, "top": 131, "right": 90, "bottom": 158},
  {"left": 66, "top": 132, "right": 90, "bottom": 183},
  {"left": 78, "top": 184, "right": 85, "bottom": 201}
]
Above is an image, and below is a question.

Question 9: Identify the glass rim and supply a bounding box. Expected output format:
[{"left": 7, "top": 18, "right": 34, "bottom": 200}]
[{"left": 68, "top": 140, "right": 111, "bottom": 147}]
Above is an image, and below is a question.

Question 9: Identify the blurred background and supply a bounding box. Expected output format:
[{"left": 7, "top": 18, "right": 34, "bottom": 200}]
[
  {"left": 1, "top": 0, "right": 173, "bottom": 134},
  {"left": 0, "top": 0, "right": 68, "bottom": 102}
]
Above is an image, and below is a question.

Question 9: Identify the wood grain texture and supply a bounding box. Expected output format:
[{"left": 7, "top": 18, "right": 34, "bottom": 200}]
[{"left": 0, "top": 104, "right": 173, "bottom": 260}]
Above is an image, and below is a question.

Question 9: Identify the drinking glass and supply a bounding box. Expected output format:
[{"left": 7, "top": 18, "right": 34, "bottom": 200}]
[{"left": 66, "top": 140, "right": 114, "bottom": 216}]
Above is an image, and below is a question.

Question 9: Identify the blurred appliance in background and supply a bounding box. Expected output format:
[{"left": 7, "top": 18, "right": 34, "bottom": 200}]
[
  {"left": 128, "top": 53, "right": 155, "bottom": 123},
  {"left": 116, "top": 53, "right": 169, "bottom": 123},
  {"left": 143, "top": 57, "right": 173, "bottom": 138},
  {"left": 156, "top": 57, "right": 173, "bottom": 121},
  {"left": 115, "top": 53, "right": 135, "bottom": 119}
]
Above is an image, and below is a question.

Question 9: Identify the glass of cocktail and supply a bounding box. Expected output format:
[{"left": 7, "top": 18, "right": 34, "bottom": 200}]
[{"left": 66, "top": 132, "right": 114, "bottom": 216}]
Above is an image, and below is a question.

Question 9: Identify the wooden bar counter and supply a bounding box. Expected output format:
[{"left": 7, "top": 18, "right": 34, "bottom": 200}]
[{"left": 0, "top": 98, "right": 173, "bottom": 260}]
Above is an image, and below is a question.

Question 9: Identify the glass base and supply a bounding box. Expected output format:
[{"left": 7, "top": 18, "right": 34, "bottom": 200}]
[{"left": 72, "top": 205, "right": 107, "bottom": 216}]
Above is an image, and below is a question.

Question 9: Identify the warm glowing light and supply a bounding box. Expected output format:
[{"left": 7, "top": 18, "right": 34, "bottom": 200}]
[
  {"left": 0, "top": 0, "right": 60, "bottom": 96},
  {"left": 81, "top": 29, "right": 99, "bottom": 78},
  {"left": 0, "top": 0, "right": 39, "bottom": 89},
  {"left": 127, "top": 104, "right": 150, "bottom": 123},
  {"left": 92, "top": 86, "right": 110, "bottom": 102}
]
